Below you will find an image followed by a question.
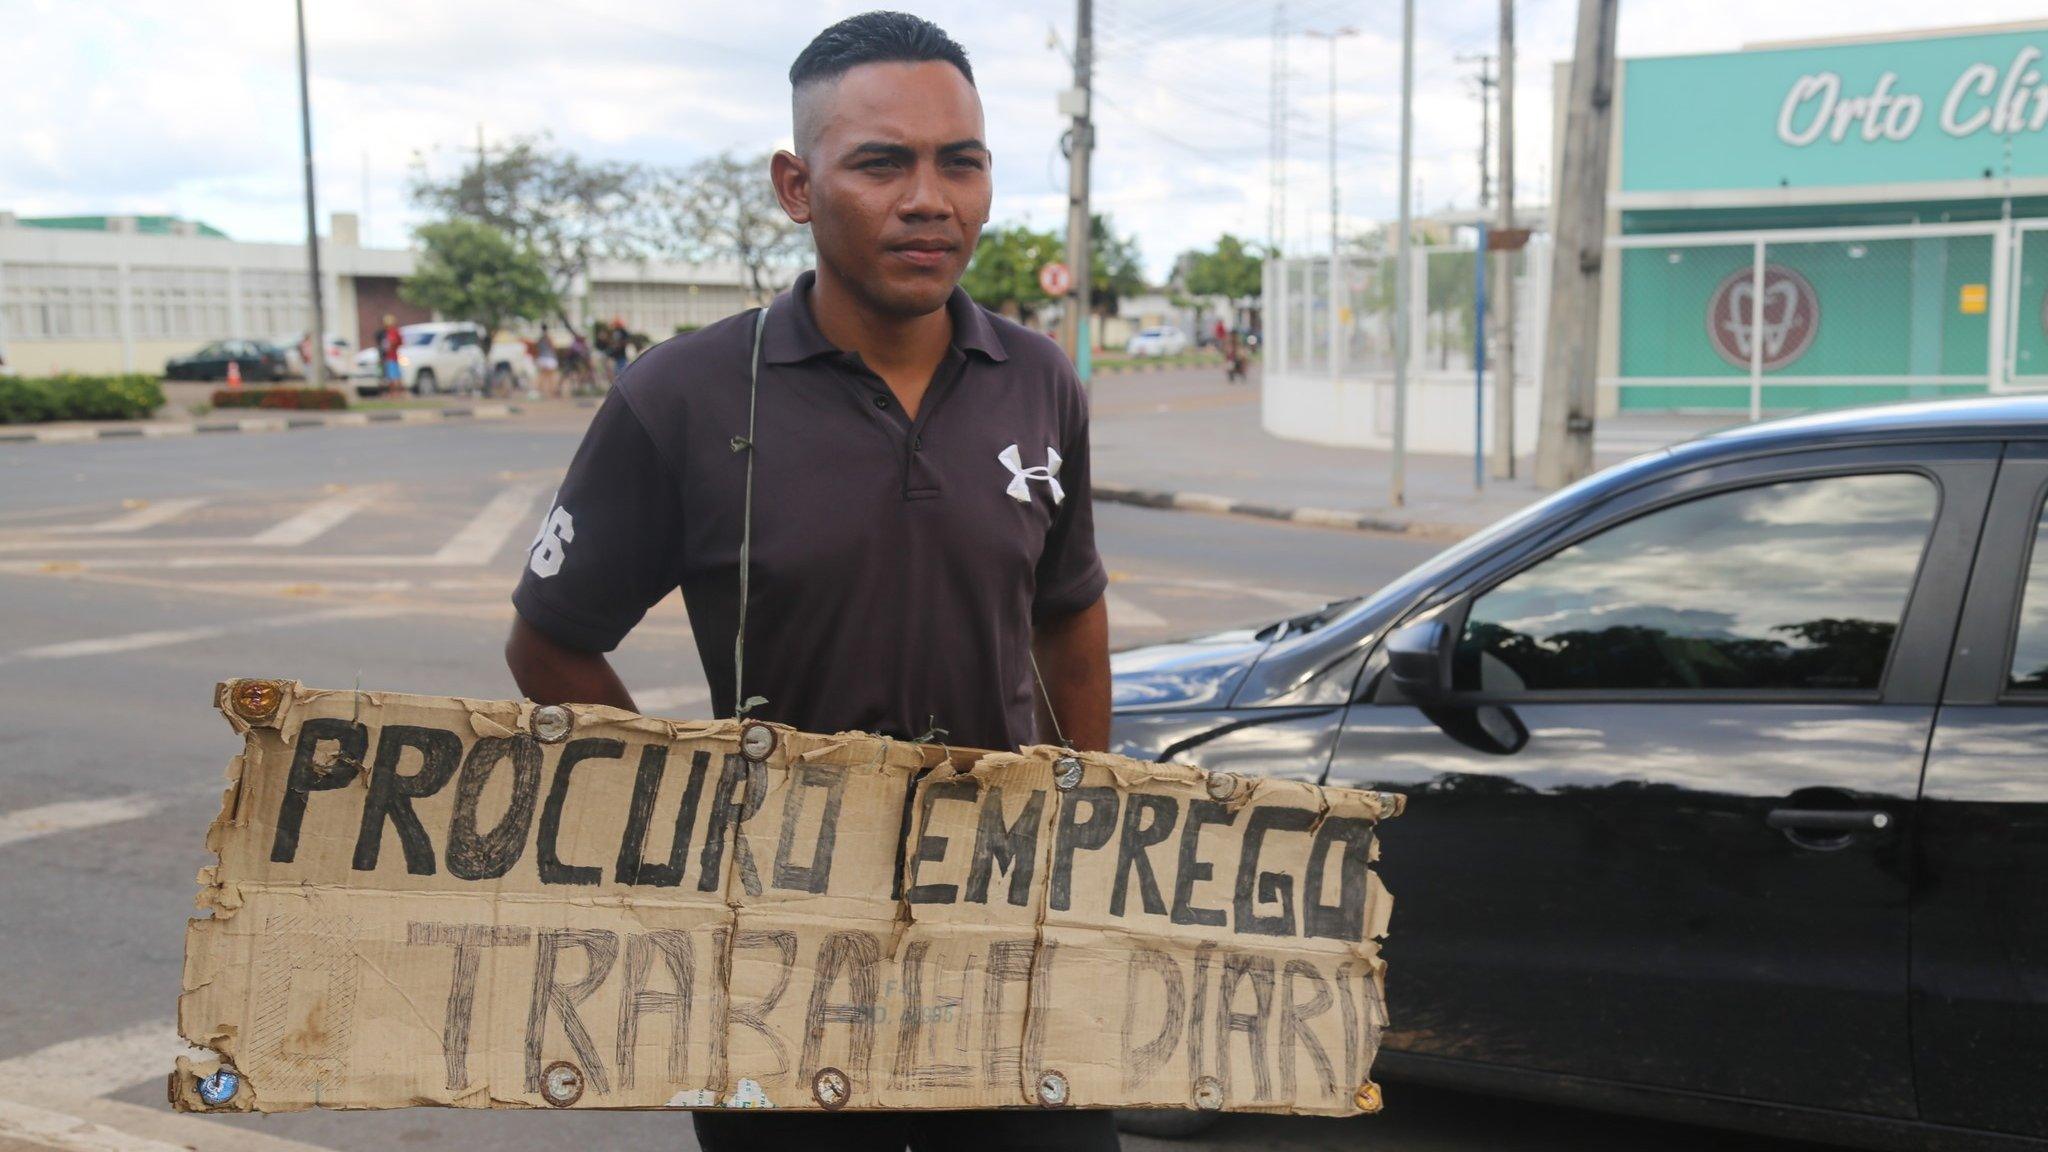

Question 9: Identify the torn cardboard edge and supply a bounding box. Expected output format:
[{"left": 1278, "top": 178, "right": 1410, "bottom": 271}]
[{"left": 176, "top": 678, "right": 1400, "bottom": 1115}]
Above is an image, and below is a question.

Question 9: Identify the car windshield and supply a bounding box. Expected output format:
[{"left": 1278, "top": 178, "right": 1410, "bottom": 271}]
[{"left": 1315, "top": 449, "right": 1682, "bottom": 636}]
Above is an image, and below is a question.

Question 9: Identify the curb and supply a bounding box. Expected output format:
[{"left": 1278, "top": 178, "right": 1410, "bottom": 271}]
[
  {"left": 1092, "top": 358, "right": 1227, "bottom": 376},
  {"left": 1093, "top": 482, "right": 1417, "bottom": 535},
  {"left": 0, "top": 403, "right": 524, "bottom": 446}
]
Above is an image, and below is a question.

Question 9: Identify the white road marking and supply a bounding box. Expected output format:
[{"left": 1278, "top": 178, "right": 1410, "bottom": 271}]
[
  {"left": 1106, "top": 592, "right": 1168, "bottom": 629},
  {"left": 11, "top": 627, "right": 225, "bottom": 660},
  {"left": 50, "top": 498, "right": 210, "bottom": 535},
  {"left": 432, "top": 481, "right": 547, "bottom": 566},
  {"left": 1112, "top": 572, "right": 1341, "bottom": 608},
  {"left": 0, "top": 605, "right": 399, "bottom": 664},
  {"left": 247, "top": 487, "right": 384, "bottom": 547},
  {"left": 0, "top": 1097, "right": 191, "bottom": 1152},
  {"left": 0, "top": 795, "right": 162, "bottom": 851},
  {"left": 635, "top": 685, "right": 711, "bottom": 714},
  {"left": 0, "top": 1020, "right": 186, "bottom": 1099}
]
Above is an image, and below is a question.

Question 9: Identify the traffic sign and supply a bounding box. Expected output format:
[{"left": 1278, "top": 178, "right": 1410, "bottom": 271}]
[{"left": 1039, "top": 261, "right": 1072, "bottom": 297}]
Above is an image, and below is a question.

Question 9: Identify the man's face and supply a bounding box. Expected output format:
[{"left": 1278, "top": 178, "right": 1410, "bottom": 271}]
[{"left": 776, "top": 61, "right": 991, "bottom": 318}]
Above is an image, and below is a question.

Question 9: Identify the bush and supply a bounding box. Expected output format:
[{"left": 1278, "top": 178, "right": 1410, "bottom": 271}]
[
  {"left": 0, "top": 374, "right": 165, "bottom": 424},
  {"left": 209, "top": 387, "right": 347, "bottom": 411}
]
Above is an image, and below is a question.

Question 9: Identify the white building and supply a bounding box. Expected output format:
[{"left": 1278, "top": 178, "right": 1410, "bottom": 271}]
[{"left": 0, "top": 211, "right": 751, "bottom": 377}]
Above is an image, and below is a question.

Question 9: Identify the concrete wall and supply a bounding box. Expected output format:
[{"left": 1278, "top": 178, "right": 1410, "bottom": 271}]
[{"left": 1263, "top": 370, "right": 1541, "bottom": 457}]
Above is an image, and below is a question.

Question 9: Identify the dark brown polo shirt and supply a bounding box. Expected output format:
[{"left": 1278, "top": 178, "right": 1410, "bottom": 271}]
[{"left": 511, "top": 271, "right": 1106, "bottom": 751}]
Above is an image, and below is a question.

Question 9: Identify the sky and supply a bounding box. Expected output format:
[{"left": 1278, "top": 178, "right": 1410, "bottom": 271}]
[{"left": 5, "top": 0, "right": 2047, "bottom": 281}]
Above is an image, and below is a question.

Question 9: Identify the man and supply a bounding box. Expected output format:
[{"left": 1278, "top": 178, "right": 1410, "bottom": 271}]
[
  {"left": 376, "top": 314, "right": 404, "bottom": 395},
  {"left": 505, "top": 12, "right": 1115, "bottom": 1151}
]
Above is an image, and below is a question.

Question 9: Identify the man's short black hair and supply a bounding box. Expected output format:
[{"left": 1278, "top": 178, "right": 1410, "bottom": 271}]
[{"left": 788, "top": 11, "right": 974, "bottom": 90}]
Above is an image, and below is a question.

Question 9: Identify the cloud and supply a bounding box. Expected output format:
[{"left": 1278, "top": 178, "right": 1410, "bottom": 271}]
[{"left": 6, "top": 0, "right": 2046, "bottom": 279}]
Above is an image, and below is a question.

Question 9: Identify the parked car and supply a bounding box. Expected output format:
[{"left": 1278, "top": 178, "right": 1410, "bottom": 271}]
[
  {"left": 350, "top": 321, "right": 534, "bottom": 397},
  {"left": 1108, "top": 396, "right": 2048, "bottom": 1149},
  {"left": 273, "top": 332, "right": 354, "bottom": 381},
  {"left": 164, "top": 340, "right": 288, "bottom": 382},
  {"left": 1125, "top": 326, "right": 1189, "bottom": 357}
]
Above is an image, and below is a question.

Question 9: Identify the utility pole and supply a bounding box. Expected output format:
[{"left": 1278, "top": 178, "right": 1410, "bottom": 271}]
[
  {"left": 1457, "top": 53, "right": 1497, "bottom": 209},
  {"left": 294, "top": 0, "right": 327, "bottom": 387},
  {"left": 1303, "top": 27, "right": 1355, "bottom": 391},
  {"left": 1268, "top": 2, "right": 1288, "bottom": 258},
  {"left": 1534, "top": 0, "right": 1617, "bottom": 488},
  {"left": 1391, "top": 0, "right": 1414, "bottom": 507},
  {"left": 1492, "top": 0, "right": 1518, "bottom": 479},
  {"left": 1061, "top": 0, "right": 1095, "bottom": 386}
]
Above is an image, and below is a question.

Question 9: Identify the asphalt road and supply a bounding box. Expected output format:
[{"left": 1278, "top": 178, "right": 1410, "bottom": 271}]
[{"left": 0, "top": 402, "right": 1829, "bottom": 1152}]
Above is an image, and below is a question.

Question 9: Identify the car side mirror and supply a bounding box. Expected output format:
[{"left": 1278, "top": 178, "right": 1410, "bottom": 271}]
[{"left": 1385, "top": 618, "right": 1451, "bottom": 703}]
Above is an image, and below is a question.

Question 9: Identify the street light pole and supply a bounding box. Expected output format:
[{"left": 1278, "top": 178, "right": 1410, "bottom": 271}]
[
  {"left": 294, "top": 0, "right": 327, "bottom": 388},
  {"left": 1391, "top": 0, "right": 1414, "bottom": 507}
]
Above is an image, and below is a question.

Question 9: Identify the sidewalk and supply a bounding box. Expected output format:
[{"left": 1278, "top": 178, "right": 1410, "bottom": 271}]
[{"left": 1088, "top": 368, "right": 1731, "bottom": 537}]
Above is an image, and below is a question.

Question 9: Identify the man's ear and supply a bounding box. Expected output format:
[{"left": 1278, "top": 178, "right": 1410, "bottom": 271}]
[{"left": 770, "top": 150, "right": 811, "bottom": 225}]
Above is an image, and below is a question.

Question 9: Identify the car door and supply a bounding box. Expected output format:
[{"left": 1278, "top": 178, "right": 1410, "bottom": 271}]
[
  {"left": 1325, "top": 443, "right": 1994, "bottom": 1116},
  {"left": 1912, "top": 440, "right": 2048, "bottom": 1139}
]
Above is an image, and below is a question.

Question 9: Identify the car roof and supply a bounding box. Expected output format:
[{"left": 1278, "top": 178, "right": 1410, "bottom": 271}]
[
  {"left": 401, "top": 321, "right": 479, "bottom": 333},
  {"left": 1664, "top": 394, "right": 2048, "bottom": 464}
]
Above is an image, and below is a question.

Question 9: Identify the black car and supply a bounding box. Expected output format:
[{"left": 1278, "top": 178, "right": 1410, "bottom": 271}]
[
  {"left": 1108, "top": 396, "right": 2048, "bottom": 1150},
  {"left": 163, "top": 340, "right": 288, "bottom": 382}
]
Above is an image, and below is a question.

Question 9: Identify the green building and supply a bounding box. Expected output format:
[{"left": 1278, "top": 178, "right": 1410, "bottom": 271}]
[{"left": 1603, "top": 21, "right": 2048, "bottom": 413}]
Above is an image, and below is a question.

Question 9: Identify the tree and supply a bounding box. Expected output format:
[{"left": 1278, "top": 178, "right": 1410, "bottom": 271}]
[
  {"left": 401, "top": 221, "right": 557, "bottom": 361},
  {"left": 1089, "top": 214, "right": 1147, "bottom": 318},
  {"left": 1180, "top": 234, "right": 1268, "bottom": 301},
  {"left": 960, "top": 224, "right": 1063, "bottom": 315},
  {"left": 649, "top": 152, "right": 810, "bottom": 301},
  {"left": 408, "top": 134, "right": 649, "bottom": 333}
]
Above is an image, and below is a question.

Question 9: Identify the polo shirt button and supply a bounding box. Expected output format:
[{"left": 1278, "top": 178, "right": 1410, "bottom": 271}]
[
  {"left": 873, "top": 395, "right": 890, "bottom": 409},
  {"left": 913, "top": 436, "right": 923, "bottom": 451}
]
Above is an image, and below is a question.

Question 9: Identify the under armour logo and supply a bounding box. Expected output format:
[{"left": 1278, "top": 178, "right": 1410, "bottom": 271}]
[{"left": 998, "top": 444, "right": 1064, "bottom": 504}]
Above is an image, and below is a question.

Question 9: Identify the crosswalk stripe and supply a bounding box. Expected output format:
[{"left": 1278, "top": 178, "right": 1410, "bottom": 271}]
[
  {"left": 0, "top": 1097, "right": 191, "bottom": 1152},
  {"left": 1106, "top": 592, "right": 1168, "bottom": 628},
  {"left": 0, "top": 796, "right": 162, "bottom": 851},
  {"left": 1, "top": 605, "right": 399, "bottom": 665},
  {"left": 634, "top": 685, "right": 711, "bottom": 714},
  {"left": 247, "top": 488, "right": 382, "bottom": 547},
  {"left": 50, "top": 498, "right": 209, "bottom": 535},
  {"left": 432, "top": 482, "right": 547, "bottom": 566},
  {"left": 0, "top": 1021, "right": 184, "bottom": 1099}
]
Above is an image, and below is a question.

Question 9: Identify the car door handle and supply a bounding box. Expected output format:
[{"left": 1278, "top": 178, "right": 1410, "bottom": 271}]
[{"left": 1765, "top": 808, "right": 1892, "bottom": 833}]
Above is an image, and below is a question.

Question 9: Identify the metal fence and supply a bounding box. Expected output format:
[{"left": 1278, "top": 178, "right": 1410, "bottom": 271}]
[
  {"left": 1608, "top": 221, "right": 2006, "bottom": 416},
  {"left": 1264, "top": 241, "right": 1548, "bottom": 387}
]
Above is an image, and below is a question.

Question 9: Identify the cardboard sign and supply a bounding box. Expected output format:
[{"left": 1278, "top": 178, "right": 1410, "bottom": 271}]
[{"left": 174, "top": 680, "right": 1401, "bottom": 1116}]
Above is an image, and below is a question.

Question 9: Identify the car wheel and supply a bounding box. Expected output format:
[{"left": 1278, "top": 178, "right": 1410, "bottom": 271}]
[
  {"left": 490, "top": 364, "right": 514, "bottom": 394},
  {"left": 1113, "top": 1110, "right": 1221, "bottom": 1139},
  {"left": 414, "top": 368, "right": 437, "bottom": 396}
]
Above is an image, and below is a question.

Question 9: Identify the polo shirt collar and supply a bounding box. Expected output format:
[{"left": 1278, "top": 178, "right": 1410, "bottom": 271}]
[{"left": 761, "top": 269, "right": 1009, "bottom": 366}]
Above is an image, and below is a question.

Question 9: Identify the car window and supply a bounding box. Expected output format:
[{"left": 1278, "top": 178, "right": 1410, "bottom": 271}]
[
  {"left": 2007, "top": 498, "right": 2048, "bottom": 691},
  {"left": 407, "top": 331, "right": 437, "bottom": 346},
  {"left": 445, "top": 331, "right": 479, "bottom": 350},
  {"left": 1453, "top": 473, "right": 1936, "bottom": 694}
]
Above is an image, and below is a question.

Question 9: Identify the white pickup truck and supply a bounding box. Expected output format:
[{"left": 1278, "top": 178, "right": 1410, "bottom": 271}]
[{"left": 352, "top": 321, "right": 535, "bottom": 397}]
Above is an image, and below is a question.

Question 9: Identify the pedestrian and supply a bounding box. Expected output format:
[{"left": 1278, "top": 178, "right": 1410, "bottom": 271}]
[
  {"left": 534, "top": 322, "right": 560, "bottom": 399},
  {"left": 505, "top": 12, "right": 1114, "bottom": 1151},
  {"left": 376, "top": 314, "right": 404, "bottom": 396},
  {"left": 1212, "top": 316, "right": 1226, "bottom": 348}
]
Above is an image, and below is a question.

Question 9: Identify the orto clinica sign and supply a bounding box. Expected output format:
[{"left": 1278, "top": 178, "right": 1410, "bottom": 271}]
[
  {"left": 1776, "top": 45, "right": 2047, "bottom": 147},
  {"left": 1620, "top": 26, "right": 2048, "bottom": 195}
]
